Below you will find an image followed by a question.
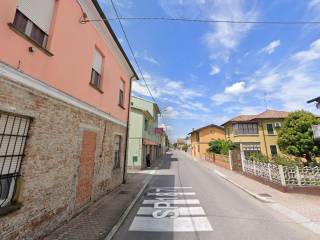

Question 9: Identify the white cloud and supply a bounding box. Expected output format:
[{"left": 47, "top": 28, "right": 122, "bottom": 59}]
[
  {"left": 135, "top": 51, "right": 159, "bottom": 65},
  {"left": 159, "top": 0, "right": 259, "bottom": 61},
  {"left": 260, "top": 40, "right": 281, "bottom": 54},
  {"left": 309, "top": 0, "right": 320, "bottom": 10},
  {"left": 291, "top": 38, "right": 320, "bottom": 62},
  {"left": 209, "top": 65, "right": 220, "bottom": 75},
  {"left": 132, "top": 72, "right": 203, "bottom": 102},
  {"left": 224, "top": 81, "right": 247, "bottom": 95},
  {"left": 211, "top": 93, "right": 233, "bottom": 105}
]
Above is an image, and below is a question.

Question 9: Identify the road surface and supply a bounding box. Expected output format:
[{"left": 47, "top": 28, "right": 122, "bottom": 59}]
[{"left": 113, "top": 150, "right": 319, "bottom": 240}]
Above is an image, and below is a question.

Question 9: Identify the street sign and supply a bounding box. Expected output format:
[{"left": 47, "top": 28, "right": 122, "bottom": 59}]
[{"left": 312, "top": 125, "right": 320, "bottom": 139}]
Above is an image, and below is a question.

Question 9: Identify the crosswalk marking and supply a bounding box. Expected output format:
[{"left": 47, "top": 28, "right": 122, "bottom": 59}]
[
  {"left": 137, "top": 206, "right": 205, "bottom": 216},
  {"left": 147, "top": 192, "right": 196, "bottom": 196},
  {"left": 142, "top": 199, "right": 200, "bottom": 205},
  {"left": 129, "top": 216, "right": 213, "bottom": 232},
  {"left": 129, "top": 186, "right": 213, "bottom": 232}
]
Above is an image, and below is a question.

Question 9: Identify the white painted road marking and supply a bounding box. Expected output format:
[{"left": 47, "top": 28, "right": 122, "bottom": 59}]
[
  {"left": 137, "top": 207, "right": 205, "bottom": 216},
  {"left": 147, "top": 192, "right": 196, "bottom": 196},
  {"left": 142, "top": 199, "right": 200, "bottom": 205},
  {"left": 129, "top": 216, "right": 213, "bottom": 232},
  {"left": 129, "top": 186, "right": 213, "bottom": 232}
]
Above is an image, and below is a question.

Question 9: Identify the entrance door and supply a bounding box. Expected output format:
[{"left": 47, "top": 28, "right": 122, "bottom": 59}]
[{"left": 75, "top": 130, "right": 97, "bottom": 208}]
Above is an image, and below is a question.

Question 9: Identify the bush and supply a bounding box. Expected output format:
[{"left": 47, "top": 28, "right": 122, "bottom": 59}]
[
  {"left": 207, "top": 139, "right": 236, "bottom": 155},
  {"left": 182, "top": 144, "right": 188, "bottom": 152},
  {"left": 248, "top": 153, "right": 303, "bottom": 167}
]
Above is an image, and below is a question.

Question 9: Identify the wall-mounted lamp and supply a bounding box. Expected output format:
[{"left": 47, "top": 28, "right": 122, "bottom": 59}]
[{"left": 28, "top": 46, "right": 35, "bottom": 53}]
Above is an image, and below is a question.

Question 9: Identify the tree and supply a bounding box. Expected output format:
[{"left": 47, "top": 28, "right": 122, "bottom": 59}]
[
  {"left": 278, "top": 110, "right": 320, "bottom": 163},
  {"left": 182, "top": 144, "right": 188, "bottom": 152},
  {"left": 207, "top": 139, "right": 236, "bottom": 155}
]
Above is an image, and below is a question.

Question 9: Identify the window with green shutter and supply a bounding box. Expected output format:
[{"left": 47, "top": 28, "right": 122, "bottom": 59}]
[{"left": 266, "top": 123, "right": 274, "bottom": 135}]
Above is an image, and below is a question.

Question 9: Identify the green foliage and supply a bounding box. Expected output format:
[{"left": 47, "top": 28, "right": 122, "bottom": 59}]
[
  {"left": 278, "top": 110, "right": 320, "bottom": 163},
  {"left": 248, "top": 153, "right": 302, "bottom": 167},
  {"left": 172, "top": 143, "right": 178, "bottom": 149},
  {"left": 207, "top": 139, "right": 236, "bottom": 155},
  {"left": 182, "top": 144, "right": 188, "bottom": 152}
]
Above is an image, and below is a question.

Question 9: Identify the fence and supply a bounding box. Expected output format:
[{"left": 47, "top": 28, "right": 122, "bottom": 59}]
[{"left": 243, "top": 159, "right": 320, "bottom": 187}]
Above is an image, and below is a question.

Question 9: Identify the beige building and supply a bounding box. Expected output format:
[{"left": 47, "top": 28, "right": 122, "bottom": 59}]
[
  {"left": 222, "top": 110, "right": 289, "bottom": 158},
  {"left": 189, "top": 124, "right": 225, "bottom": 159}
]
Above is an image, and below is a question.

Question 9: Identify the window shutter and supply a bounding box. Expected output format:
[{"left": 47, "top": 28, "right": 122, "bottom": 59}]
[
  {"left": 119, "top": 80, "right": 124, "bottom": 91},
  {"left": 17, "top": 0, "right": 55, "bottom": 34},
  {"left": 92, "top": 49, "right": 103, "bottom": 74}
]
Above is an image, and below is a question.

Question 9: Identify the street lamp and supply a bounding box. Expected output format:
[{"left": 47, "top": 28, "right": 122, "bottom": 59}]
[{"left": 307, "top": 96, "right": 320, "bottom": 110}]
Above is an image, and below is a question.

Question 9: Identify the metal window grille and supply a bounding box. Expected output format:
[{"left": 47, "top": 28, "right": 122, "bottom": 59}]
[
  {"left": 113, "top": 135, "right": 121, "bottom": 169},
  {"left": 0, "top": 112, "right": 31, "bottom": 208}
]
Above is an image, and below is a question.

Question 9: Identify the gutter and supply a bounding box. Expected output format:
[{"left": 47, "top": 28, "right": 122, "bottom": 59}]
[{"left": 123, "top": 75, "right": 136, "bottom": 183}]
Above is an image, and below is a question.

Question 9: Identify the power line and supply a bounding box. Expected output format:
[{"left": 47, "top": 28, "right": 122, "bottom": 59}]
[
  {"left": 83, "top": 16, "right": 320, "bottom": 25},
  {"left": 109, "top": 0, "right": 168, "bottom": 133}
]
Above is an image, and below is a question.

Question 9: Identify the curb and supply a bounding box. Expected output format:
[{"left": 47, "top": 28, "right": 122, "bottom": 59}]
[
  {"left": 104, "top": 172, "right": 154, "bottom": 240},
  {"left": 213, "top": 169, "right": 274, "bottom": 203}
]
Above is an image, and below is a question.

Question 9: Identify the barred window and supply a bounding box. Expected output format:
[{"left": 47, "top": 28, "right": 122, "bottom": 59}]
[
  {"left": 113, "top": 135, "right": 121, "bottom": 169},
  {"left": 0, "top": 112, "right": 31, "bottom": 208}
]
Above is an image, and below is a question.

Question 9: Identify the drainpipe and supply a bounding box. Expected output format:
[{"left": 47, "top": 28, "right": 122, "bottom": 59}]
[
  {"left": 261, "top": 121, "right": 269, "bottom": 158},
  {"left": 123, "top": 75, "right": 136, "bottom": 184}
]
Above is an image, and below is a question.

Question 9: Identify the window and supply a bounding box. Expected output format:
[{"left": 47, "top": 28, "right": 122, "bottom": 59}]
[
  {"left": 13, "top": 10, "right": 48, "bottom": 47},
  {"left": 119, "top": 80, "right": 125, "bottom": 107},
  {"left": 144, "top": 118, "right": 148, "bottom": 131},
  {"left": 233, "top": 123, "right": 258, "bottom": 135},
  {"left": 198, "top": 145, "right": 200, "bottom": 153},
  {"left": 195, "top": 132, "right": 200, "bottom": 142},
  {"left": 266, "top": 123, "right": 274, "bottom": 135},
  {"left": 90, "top": 48, "right": 103, "bottom": 90},
  {"left": 242, "top": 143, "right": 261, "bottom": 158},
  {"left": 13, "top": 0, "right": 55, "bottom": 48},
  {"left": 270, "top": 145, "right": 278, "bottom": 156},
  {"left": 0, "top": 112, "right": 31, "bottom": 208},
  {"left": 113, "top": 135, "right": 121, "bottom": 169}
]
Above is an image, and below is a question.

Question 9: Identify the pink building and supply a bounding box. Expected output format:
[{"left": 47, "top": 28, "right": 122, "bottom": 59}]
[{"left": 0, "top": 0, "right": 138, "bottom": 239}]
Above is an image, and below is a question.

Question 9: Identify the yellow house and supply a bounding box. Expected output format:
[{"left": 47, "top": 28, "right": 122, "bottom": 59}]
[
  {"left": 222, "top": 110, "right": 289, "bottom": 158},
  {"left": 189, "top": 124, "right": 225, "bottom": 159}
]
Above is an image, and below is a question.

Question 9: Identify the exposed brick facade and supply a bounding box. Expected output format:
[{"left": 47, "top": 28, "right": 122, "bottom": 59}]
[{"left": 0, "top": 77, "right": 127, "bottom": 240}]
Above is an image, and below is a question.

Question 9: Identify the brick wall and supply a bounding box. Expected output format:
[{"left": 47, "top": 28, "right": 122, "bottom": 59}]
[{"left": 0, "top": 77, "right": 127, "bottom": 240}]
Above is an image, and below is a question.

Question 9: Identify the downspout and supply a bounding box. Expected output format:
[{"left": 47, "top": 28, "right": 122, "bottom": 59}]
[
  {"left": 261, "top": 121, "right": 269, "bottom": 157},
  {"left": 123, "top": 75, "right": 136, "bottom": 184}
]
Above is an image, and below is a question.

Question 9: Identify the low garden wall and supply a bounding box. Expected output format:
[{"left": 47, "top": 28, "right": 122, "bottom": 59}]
[
  {"left": 243, "top": 159, "right": 320, "bottom": 194},
  {"left": 205, "top": 153, "right": 230, "bottom": 170}
]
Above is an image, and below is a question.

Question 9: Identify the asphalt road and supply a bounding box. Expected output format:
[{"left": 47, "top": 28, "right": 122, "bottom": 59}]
[{"left": 113, "top": 150, "right": 319, "bottom": 240}]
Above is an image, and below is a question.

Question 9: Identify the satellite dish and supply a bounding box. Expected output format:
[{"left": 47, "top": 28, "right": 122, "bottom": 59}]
[{"left": 316, "top": 102, "right": 320, "bottom": 110}]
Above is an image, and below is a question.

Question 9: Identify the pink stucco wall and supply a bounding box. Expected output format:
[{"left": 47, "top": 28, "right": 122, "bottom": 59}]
[{"left": 0, "top": 0, "right": 133, "bottom": 123}]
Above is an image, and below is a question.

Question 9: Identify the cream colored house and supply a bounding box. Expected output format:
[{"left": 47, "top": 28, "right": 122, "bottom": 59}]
[{"left": 222, "top": 110, "right": 289, "bottom": 158}]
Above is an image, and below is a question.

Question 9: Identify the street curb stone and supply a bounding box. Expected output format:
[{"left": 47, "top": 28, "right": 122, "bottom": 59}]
[{"left": 104, "top": 171, "right": 154, "bottom": 240}]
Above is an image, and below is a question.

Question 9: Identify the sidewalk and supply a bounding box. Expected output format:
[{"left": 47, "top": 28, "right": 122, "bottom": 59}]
[
  {"left": 43, "top": 168, "right": 156, "bottom": 240},
  {"left": 180, "top": 151, "right": 320, "bottom": 234}
]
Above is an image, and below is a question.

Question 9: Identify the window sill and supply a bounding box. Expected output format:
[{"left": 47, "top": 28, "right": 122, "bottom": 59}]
[
  {"left": 118, "top": 104, "right": 125, "bottom": 110},
  {"left": 8, "top": 23, "right": 54, "bottom": 57},
  {"left": 0, "top": 202, "right": 22, "bottom": 217},
  {"left": 89, "top": 83, "right": 104, "bottom": 93}
]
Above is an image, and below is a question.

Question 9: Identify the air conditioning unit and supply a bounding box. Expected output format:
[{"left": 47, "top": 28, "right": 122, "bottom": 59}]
[{"left": 274, "top": 122, "right": 281, "bottom": 128}]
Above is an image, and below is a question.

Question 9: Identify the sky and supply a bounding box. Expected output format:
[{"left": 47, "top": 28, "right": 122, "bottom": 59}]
[{"left": 99, "top": 0, "right": 320, "bottom": 141}]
